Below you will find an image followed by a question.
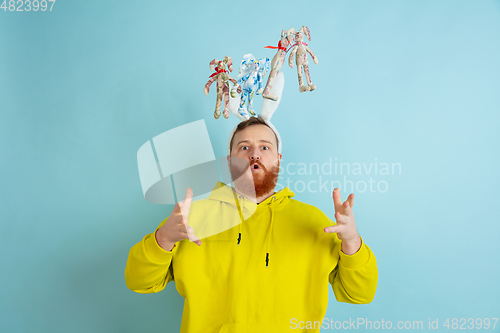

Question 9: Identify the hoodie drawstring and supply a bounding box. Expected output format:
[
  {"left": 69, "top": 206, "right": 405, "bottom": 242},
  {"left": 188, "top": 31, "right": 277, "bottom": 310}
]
[
  {"left": 265, "top": 196, "right": 276, "bottom": 267},
  {"left": 231, "top": 189, "right": 245, "bottom": 245},
  {"left": 231, "top": 189, "right": 277, "bottom": 267}
]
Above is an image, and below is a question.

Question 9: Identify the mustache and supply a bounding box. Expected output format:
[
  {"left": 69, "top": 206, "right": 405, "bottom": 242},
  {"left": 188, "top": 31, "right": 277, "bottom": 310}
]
[
  {"left": 251, "top": 160, "right": 267, "bottom": 171},
  {"left": 228, "top": 157, "right": 280, "bottom": 181}
]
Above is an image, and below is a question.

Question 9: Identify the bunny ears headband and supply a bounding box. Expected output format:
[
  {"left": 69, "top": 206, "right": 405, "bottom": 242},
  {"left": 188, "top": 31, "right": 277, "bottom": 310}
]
[{"left": 203, "top": 26, "right": 318, "bottom": 155}]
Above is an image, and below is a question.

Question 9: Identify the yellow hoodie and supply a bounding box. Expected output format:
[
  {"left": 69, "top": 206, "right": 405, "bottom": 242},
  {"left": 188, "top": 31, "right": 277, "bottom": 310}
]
[{"left": 125, "top": 181, "right": 378, "bottom": 333}]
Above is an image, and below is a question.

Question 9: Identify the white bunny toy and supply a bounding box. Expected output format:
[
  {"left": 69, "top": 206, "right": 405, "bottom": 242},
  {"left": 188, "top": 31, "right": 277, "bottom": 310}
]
[
  {"left": 262, "top": 30, "right": 294, "bottom": 101},
  {"left": 288, "top": 26, "right": 319, "bottom": 92}
]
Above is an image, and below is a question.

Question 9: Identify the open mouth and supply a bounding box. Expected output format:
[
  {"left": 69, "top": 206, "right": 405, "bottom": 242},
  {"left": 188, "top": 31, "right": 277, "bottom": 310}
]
[{"left": 251, "top": 163, "right": 261, "bottom": 171}]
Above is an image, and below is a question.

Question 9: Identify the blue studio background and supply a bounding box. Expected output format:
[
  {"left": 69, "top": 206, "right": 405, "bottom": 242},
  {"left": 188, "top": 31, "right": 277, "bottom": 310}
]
[{"left": 1, "top": 0, "right": 499, "bottom": 332}]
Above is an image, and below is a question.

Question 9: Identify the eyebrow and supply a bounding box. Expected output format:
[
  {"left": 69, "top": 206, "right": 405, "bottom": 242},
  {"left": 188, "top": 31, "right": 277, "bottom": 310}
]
[{"left": 237, "top": 140, "right": 274, "bottom": 146}]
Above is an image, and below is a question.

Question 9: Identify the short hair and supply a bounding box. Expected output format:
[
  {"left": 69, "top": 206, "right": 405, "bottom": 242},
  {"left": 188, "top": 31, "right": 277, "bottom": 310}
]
[{"left": 229, "top": 116, "right": 279, "bottom": 154}]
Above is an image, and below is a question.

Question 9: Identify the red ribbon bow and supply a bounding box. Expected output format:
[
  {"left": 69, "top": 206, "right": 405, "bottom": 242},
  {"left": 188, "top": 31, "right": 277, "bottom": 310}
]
[
  {"left": 209, "top": 66, "right": 227, "bottom": 78},
  {"left": 264, "top": 40, "right": 288, "bottom": 52}
]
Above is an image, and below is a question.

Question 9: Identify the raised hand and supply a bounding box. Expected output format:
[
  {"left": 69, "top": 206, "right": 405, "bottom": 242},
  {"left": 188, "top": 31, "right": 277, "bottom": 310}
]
[
  {"left": 155, "top": 187, "right": 201, "bottom": 251},
  {"left": 324, "top": 188, "right": 361, "bottom": 255}
]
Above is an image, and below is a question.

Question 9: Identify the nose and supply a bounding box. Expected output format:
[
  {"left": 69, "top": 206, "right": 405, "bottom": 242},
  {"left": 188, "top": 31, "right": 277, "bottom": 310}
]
[{"left": 250, "top": 149, "right": 260, "bottom": 161}]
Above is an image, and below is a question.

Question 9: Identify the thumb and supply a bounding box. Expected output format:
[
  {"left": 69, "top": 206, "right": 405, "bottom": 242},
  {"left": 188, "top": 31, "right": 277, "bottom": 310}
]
[{"left": 324, "top": 225, "right": 342, "bottom": 234}]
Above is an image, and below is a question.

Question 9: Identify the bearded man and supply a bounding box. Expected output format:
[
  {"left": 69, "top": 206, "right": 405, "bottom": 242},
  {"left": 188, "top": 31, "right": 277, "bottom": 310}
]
[
  {"left": 227, "top": 117, "right": 281, "bottom": 203},
  {"left": 125, "top": 116, "right": 378, "bottom": 333}
]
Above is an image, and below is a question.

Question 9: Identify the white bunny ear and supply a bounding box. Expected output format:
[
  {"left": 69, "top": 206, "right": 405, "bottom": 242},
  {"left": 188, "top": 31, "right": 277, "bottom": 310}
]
[
  {"left": 301, "top": 26, "right": 311, "bottom": 41},
  {"left": 260, "top": 72, "right": 284, "bottom": 122}
]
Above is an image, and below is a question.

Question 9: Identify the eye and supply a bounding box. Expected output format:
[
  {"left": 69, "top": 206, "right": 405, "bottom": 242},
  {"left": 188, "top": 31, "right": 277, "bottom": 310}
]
[
  {"left": 262, "top": 146, "right": 269, "bottom": 150},
  {"left": 240, "top": 146, "right": 248, "bottom": 150}
]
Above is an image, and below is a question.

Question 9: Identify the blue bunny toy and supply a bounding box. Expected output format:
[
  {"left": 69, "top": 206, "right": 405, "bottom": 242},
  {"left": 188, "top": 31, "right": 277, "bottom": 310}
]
[{"left": 231, "top": 54, "right": 270, "bottom": 118}]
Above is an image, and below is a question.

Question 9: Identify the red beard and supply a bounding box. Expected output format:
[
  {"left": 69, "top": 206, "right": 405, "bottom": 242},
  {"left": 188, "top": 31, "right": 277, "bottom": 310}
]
[{"left": 229, "top": 158, "right": 280, "bottom": 198}]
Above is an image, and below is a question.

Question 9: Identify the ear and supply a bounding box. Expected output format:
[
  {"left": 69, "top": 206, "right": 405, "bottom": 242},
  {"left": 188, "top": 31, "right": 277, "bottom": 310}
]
[
  {"left": 238, "top": 60, "right": 245, "bottom": 74},
  {"left": 286, "top": 28, "right": 296, "bottom": 44},
  {"left": 240, "top": 54, "right": 252, "bottom": 70},
  {"left": 209, "top": 59, "right": 218, "bottom": 71},
  {"left": 280, "top": 30, "right": 287, "bottom": 44},
  {"left": 227, "top": 56, "right": 233, "bottom": 72},
  {"left": 301, "top": 26, "right": 311, "bottom": 41},
  {"left": 227, "top": 154, "right": 235, "bottom": 175}
]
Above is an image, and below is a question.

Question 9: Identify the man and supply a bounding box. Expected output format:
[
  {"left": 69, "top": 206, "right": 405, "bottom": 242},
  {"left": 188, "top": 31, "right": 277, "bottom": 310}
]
[{"left": 125, "top": 116, "right": 378, "bottom": 333}]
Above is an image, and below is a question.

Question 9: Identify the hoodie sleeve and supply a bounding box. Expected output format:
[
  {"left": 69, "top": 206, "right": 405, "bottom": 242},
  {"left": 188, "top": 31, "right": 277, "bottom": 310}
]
[
  {"left": 124, "top": 217, "right": 177, "bottom": 294},
  {"left": 329, "top": 236, "right": 378, "bottom": 304}
]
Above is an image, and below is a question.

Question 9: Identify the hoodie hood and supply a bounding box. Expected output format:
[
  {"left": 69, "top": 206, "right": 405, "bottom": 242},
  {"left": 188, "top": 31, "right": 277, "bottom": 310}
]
[{"left": 198, "top": 181, "right": 295, "bottom": 266}]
